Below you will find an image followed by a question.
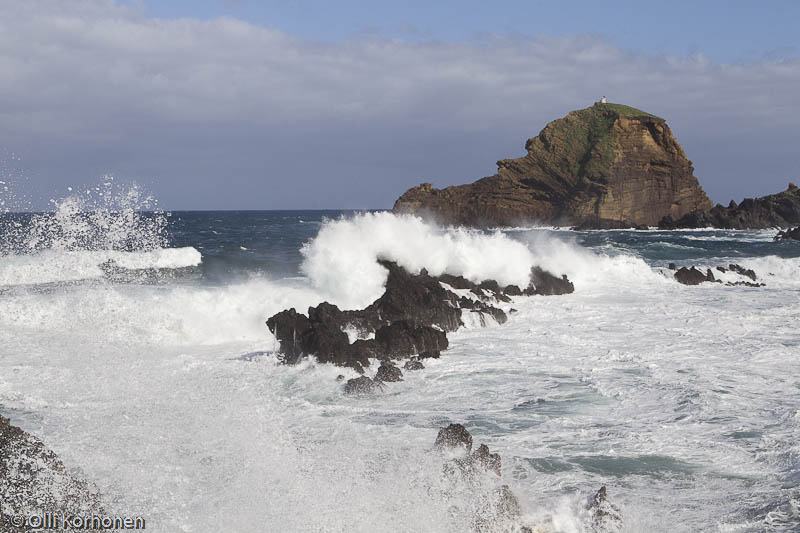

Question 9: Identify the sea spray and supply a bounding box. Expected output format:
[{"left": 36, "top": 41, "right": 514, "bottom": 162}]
[
  {"left": 300, "top": 212, "right": 538, "bottom": 309},
  {"left": 0, "top": 178, "right": 202, "bottom": 286}
]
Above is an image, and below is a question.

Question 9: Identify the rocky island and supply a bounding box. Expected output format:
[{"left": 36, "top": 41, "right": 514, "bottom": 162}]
[
  {"left": 394, "top": 102, "right": 800, "bottom": 230},
  {"left": 393, "top": 102, "right": 712, "bottom": 229}
]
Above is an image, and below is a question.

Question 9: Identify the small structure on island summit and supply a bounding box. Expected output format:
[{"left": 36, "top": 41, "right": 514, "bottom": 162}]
[
  {"left": 393, "top": 102, "right": 713, "bottom": 229},
  {"left": 600, "top": 96, "right": 607, "bottom": 103}
]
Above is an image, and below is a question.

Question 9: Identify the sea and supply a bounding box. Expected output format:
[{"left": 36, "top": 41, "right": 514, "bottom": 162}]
[{"left": 1, "top": 187, "right": 799, "bottom": 532}]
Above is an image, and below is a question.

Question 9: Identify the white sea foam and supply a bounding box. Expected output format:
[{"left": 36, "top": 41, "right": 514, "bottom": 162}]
[
  {"left": 1, "top": 204, "right": 799, "bottom": 532},
  {"left": 0, "top": 247, "right": 202, "bottom": 286}
]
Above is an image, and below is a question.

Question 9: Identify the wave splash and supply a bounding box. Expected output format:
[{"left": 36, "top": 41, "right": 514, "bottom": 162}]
[
  {"left": 0, "top": 177, "right": 201, "bottom": 286},
  {"left": 300, "top": 212, "right": 538, "bottom": 309}
]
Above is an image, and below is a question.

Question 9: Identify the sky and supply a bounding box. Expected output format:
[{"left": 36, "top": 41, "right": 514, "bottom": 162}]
[{"left": 1, "top": 0, "right": 799, "bottom": 210}]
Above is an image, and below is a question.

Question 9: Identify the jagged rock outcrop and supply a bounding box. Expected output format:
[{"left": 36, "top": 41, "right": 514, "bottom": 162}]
[
  {"left": 266, "top": 260, "right": 573, "bottom": 371},
  {"left": 774, "top": 226, "right": 800, "bottom": 241},
  {"left": 671, "top": 263, "right": 764, "bottom": 287},
  {"left": 393, "top": 102, "right": 711, "bottom": 228},
  {"left": 660, "top": 183, "right": 800, "bottom": 229}
]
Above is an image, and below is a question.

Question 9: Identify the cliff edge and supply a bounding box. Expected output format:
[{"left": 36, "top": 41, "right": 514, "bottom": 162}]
[{"left": 393, "top": 103, "right": 712, "bottom": 228}]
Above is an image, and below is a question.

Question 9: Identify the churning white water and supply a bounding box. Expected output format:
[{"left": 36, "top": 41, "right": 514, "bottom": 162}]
[{"left": 1, "top": 198, "right": 799, "bottom": 532}]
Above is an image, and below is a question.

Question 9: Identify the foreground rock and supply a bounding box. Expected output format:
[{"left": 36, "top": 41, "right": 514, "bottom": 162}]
[
  {"left": 659, "top": 183, "right": 800, "bottom": 229},
  {"left": 267, "top": 260, "right": 573, "bottom": 372},
  {"left": 393, "top": 102, "right": 711, "bottom": 228},
  {"left": 1, "top": 415, "right": 104, "bottom": 531}
]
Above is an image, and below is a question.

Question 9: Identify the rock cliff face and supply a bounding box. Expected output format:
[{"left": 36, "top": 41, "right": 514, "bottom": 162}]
[{"left": 393, "top": 103, "right": 712, "bottom": 228}]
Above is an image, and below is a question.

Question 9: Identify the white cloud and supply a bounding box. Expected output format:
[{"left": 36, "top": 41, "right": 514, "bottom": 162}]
[{"left": 0, "top": 0, "right": 798, "bottom": 209}]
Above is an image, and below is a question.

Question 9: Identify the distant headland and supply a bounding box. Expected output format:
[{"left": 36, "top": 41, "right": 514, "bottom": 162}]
[{"left": 392, "top": 101, "right": 800, "bottom": 229}]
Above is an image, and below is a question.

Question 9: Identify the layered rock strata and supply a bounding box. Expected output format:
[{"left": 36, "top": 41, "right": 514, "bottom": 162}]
[{"left": 393, "top": 103, "right": 712, "bottom": 228}]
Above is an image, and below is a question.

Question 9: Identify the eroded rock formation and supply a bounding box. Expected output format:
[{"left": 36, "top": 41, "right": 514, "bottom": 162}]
[
  {"left": 774, "top": 226, "right": 800, "bottom": 241},
  {"left": 266, "top": 260, "right": 574, "bottom": 372},
  {"left": 393, "top": 103, "right": 711, "bottom": 228}
]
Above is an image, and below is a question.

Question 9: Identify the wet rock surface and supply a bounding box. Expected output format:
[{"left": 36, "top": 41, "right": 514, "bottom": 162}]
[
  {"left": 267, "top": 260, "right": 573, "bottom": 372},
  {"left": 672, "top": 263, "right": 764, "bottom": 287},
  {"left": 525, "top": 266, "right": 575, "bottom": 295},
  {"left": 0, "top": 415, "right": 105, "bottom": 531},
  {"left": 674, "top": 266, "right": 714, "bottom": 285}
]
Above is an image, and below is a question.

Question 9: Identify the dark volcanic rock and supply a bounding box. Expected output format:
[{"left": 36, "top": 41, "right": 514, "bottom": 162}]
[
  {"left": 729, "top": 264, "right": 757, "bottom": 281},
  {"left": 434, "top": 424, "right": 473, "bottom": 454},
  {"left": 525, "top": 266, "right": 576, "bottom": 295},
  {"left": 367, "top": 260, "right": 463, "bottom": 332},
  {"left": 775, "top": 226, "right": 800, "bottom": 241},
  {"left": 671, "top": 263, "right": 764, "bottom": 288},
  {"left": 503, "top": 284, "right": 523, "bottom": 296},
  {"left": 674, "top": 266, "right": 714, "bottom": 285},
  {"left": 267, "top": 260, "right": 572, "bottom": 370},
  {"left": 403, "top": 358, "right": 425, "bottom": 371},
  {"left": 374, "top": 361, "right": 403, "bottom": 382},
  {"left": 394, "top": 103, "right": 711, "bottom": 228},
  {"left": 1, "top": 415, "right": 104, "bottom": 527},
  {"left": 343, "top": 376, "right": 382, "bottom": 395},
  {"left": 660, "top": 183, "right": 800, "bottom": 229},
  {"left": 374, "top": 320, "right": 449, "bottom": 359},
  {"left": 265, "top": 308, "right": 312, "bottom": 365}
]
